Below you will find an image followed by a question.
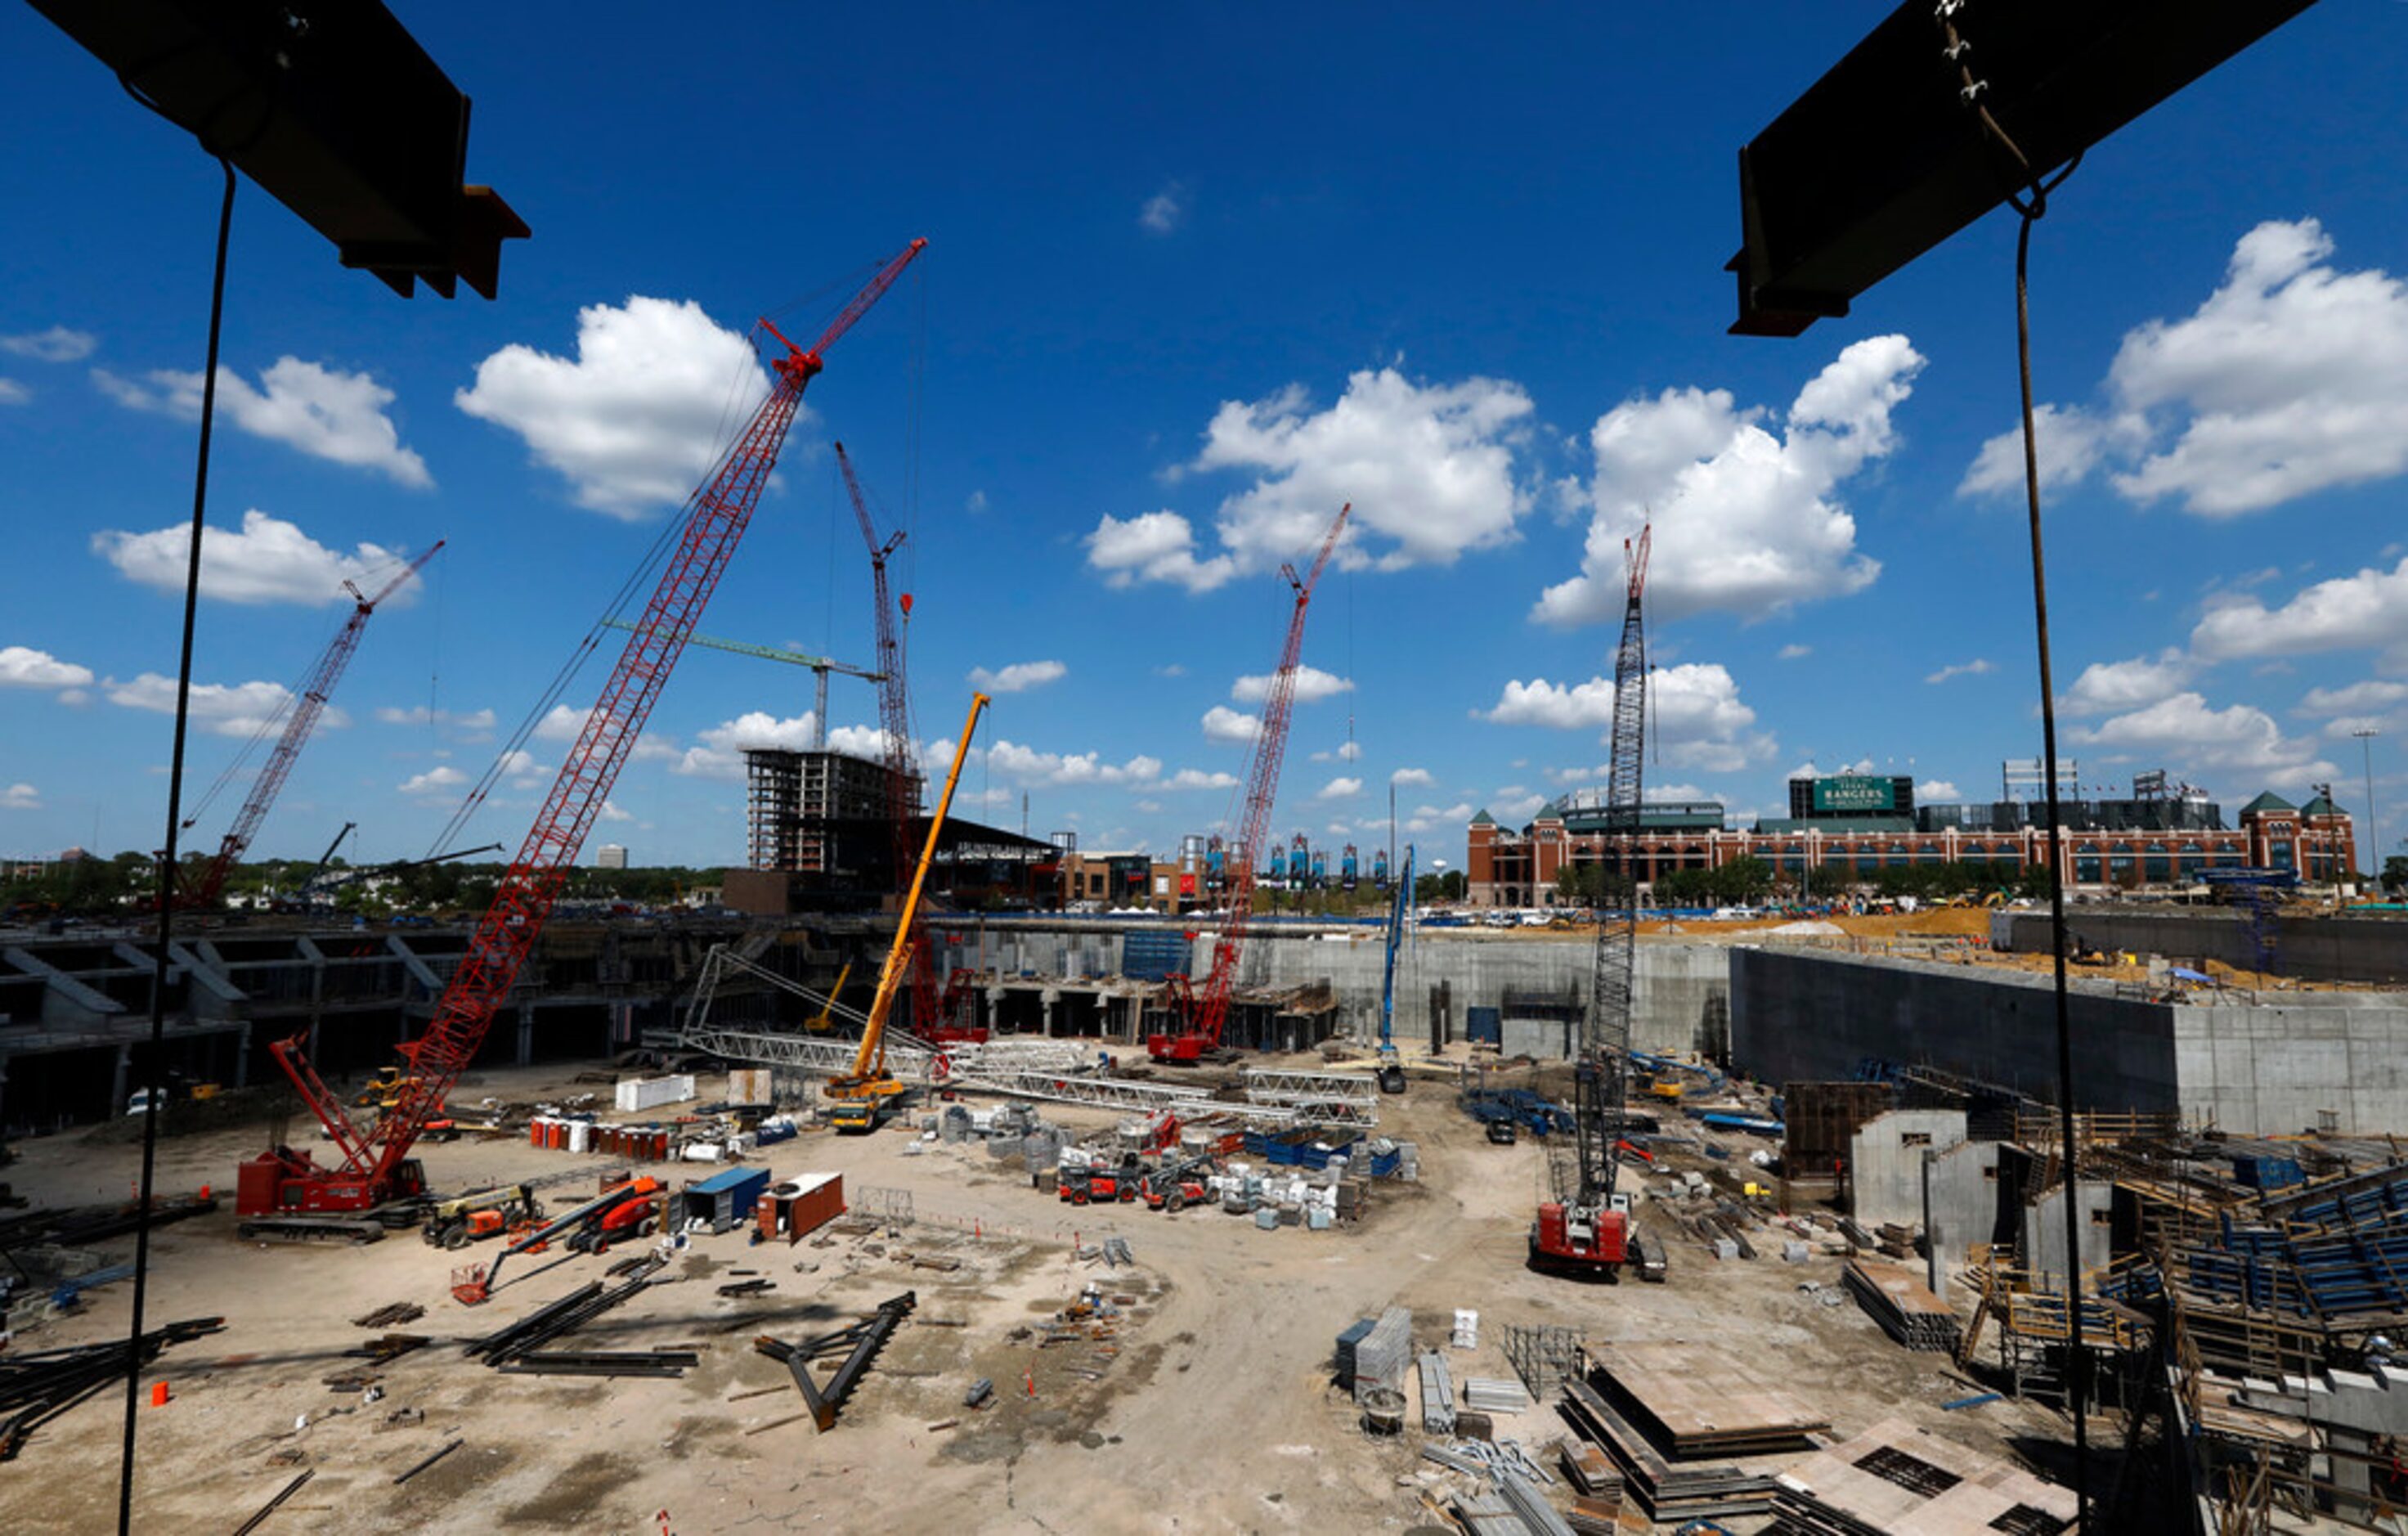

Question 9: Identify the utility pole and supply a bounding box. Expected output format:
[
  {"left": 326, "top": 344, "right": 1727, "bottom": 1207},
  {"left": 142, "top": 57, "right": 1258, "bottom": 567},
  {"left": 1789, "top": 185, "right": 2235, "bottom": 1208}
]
[{"left": 2355, "top": 727, "right": 2380, "bottom": 886}]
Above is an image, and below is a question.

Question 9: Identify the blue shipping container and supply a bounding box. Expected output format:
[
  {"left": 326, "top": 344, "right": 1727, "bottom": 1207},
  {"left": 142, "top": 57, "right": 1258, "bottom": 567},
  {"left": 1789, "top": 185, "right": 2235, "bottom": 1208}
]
[{"left": 1467, "top": 1006, "right": 1502, "bottom": 1044}]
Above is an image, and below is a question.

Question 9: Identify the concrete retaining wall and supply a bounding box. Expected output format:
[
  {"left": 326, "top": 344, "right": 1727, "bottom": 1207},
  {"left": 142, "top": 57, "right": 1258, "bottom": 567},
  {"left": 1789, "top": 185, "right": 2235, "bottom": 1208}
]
[
  {"left": 1993, "top": 908, "right": 2408, "bottom": 986},
  {"left": 1730, "top": 945, "right": 2408, "bottom": 1137}
]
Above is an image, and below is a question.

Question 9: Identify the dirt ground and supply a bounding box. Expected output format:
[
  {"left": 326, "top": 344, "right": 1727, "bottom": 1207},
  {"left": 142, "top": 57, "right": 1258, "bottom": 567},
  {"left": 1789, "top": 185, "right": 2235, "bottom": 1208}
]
[{"left": 0, "top": 1057, "right": 2077, "bottom": 1534}]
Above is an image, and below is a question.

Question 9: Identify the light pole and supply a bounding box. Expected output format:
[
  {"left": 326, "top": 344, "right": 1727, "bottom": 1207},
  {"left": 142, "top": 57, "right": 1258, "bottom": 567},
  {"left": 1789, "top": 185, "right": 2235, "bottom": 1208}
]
[{"left": 2356, "top": 727, "right": 2381, "bottom": 887}]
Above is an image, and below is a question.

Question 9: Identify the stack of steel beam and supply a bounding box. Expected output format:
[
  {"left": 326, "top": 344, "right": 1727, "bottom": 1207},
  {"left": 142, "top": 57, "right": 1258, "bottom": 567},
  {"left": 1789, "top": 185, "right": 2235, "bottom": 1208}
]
[
  {"left": 1419, "top": 1351, "right": 1457, "bottom": 1435},
  {"left": 1841, "top": 1259, "right": 1961, "bottom": 1353},
  {"left": 1464, "top": 1376, "right": 1531, "bottom": 1414}
]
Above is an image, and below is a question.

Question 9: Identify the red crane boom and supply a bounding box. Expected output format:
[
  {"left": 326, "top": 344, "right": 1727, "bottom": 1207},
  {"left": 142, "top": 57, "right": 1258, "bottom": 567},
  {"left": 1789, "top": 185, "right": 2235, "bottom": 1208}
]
[
  {"left": 834, "top": 442, "right": 946, "bottom": 1040},
  {"left": 237, "top": 238, "right": 927, "bottom": 1218},
  {"left": 1148, "top": 502, "right": 1350, "bottom": 1064},
  {"left": 182, "top": 542, "right": 445, "bottom": 907}
]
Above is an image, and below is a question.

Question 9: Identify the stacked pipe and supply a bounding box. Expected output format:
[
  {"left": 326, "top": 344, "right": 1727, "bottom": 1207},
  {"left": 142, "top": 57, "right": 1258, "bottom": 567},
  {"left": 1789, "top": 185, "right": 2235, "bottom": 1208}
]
[{"left": 464, "top": 1261, "right": 664, "bottom": 1368}]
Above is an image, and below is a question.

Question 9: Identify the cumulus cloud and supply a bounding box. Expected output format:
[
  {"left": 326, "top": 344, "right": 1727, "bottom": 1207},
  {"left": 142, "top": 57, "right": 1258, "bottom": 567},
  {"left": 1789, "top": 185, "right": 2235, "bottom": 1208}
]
[
  {"left": 2191, "top": 557, "right": 2408, "bottom": 666},
  {"left": 671, "top": 712, "right": 823, "bottom": 779},
  {"left": 93, "top": 357, "right": 431, "bottom": 487},
  {"left": 1087, "top": 367, "right": 1534, "bottom": 591},
  {"left": 2, "top": 326, "right": 96, "bottom": 363},
  {"left": 92, "top": 510, "right": 428, "bottom": 608},
  {"left": 1778, "top": 643, "right": 1812, "bottom": 661},
  {"left": 1316, "top": 776, "right": 1362, "bottom": 800},
  {"left": 400, "top": 765, "right": 469, "bottom": 797},
  {"left": 1231, "top": 665, "right": 1351, "bottom": 705},
  {"left": 0, "top": 646, "right": 93, "bottom": 690},
  {"left": 1139, "top": 182, "right": 1189, "bottom": 236},
  {"left": 1201, "top": 705, "right": 1259, "bottom": 744},
  {"left": 2062, "top": 649, "right": 2197, "bottom": 716},
  {"left": 2, "top": 783, "right": 39, "bottom": 810},
  {"left": 1391, "top": 767, "right": 1434, "bottom": 787},
  {"left": 2298, "top": 680, "right": 2408, "bottom": 716},
  {"left": 599, "top": 799, "right": 634, "bottom": 823},
  {"left": 967, "top": 659, "right": 1066, "bottom": 694},
  {"left": 1917, "top": 779, "right": 1962, "bottom": 802},
  {"left": 375, "top": 704, "right": 496, "bottom": 742},
  {"left": 0, "top": 380, "right": 28, "bottom": 406},
  {"left": 1963, "top": 220, "right": 2408, "bottom": 516},
  {"left": 987, "top": 740, "right": 1161, "bottom": 788},
  {"left": 1482, "top": 662, "right": 1774, "bottom": 773},
  {"left": 1164, "top": 767, "right": 1239, "bottom": 791},
  {"left": 1538, "top": 335, "right": 1918, "bottom": 626},
  {"left": 2072, "top": 692, "right": 2335, "bottom": 785},
  {"left": 1334, "top": 740, "right": 1362, "bottom": 761},
  {"left": 106, "top": 673, "right": 325, "bottom": 739},
  {"left": 457, "top": 296, "right": 772, "bottom": 519},
  {"left": 1924, "top": 658, "right": 1994, "bottom": 685}
]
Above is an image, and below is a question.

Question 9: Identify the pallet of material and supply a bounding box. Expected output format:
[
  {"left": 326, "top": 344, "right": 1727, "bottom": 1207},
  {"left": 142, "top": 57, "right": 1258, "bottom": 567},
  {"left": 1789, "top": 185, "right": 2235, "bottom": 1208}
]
[
  {"left": 1557, "top": 1438, "right": 1621, "bottom": 1499},
  {"left": 1841, "top": 1260, "right": 1962, "bottom": 1354},
  {"left": 1558, "top": 1380, "right": 1780, "bottom": 1521},
  {"left": 1582, "top": 1341, "right": 1829, "bottom": 1457},
  {"left": 1769, "top": 1415, "right": 2074, "bottom": 1534},
  {"left": 1563, "top": 1493, "right": 1622, "bottom": 1536}
]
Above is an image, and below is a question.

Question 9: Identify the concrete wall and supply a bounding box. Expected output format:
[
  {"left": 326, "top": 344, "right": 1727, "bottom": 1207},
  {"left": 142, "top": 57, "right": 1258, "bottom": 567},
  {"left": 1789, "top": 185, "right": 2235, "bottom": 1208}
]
[
  {"left": 1846, "top": 1109, "right": 1968, "bottom": 1230},
  {"left": 1730, "top": 947, "right": 2181, "bottom": 1113},
  {"left": 1993, "top": 907, "right": 2408, "bottom": 986},
  {"left": 2171, "top": 995, "right": 2408, "bottom": 1135},
  {"left": 942, "top": 923, "right": 1732, "bottom": 1058},
  {"left": 2025, "top": 1182, "right": 2114, "bottom": 1278},
  {"left": 1731, "top": 945, "right": 2408, "bottom": 1138}
]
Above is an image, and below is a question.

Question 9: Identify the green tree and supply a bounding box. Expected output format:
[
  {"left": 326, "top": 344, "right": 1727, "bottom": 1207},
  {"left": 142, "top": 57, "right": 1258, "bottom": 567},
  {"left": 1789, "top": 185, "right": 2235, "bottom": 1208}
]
[{"left": 2383, "top": 855, "right": 2407, "bottom": 896}]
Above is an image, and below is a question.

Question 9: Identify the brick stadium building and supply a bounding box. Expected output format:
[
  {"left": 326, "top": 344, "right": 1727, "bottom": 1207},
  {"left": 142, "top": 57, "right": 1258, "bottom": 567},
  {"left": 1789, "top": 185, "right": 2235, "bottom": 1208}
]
[{"left": 1468, "top": 770, "right": 2358, "bottom": 907}]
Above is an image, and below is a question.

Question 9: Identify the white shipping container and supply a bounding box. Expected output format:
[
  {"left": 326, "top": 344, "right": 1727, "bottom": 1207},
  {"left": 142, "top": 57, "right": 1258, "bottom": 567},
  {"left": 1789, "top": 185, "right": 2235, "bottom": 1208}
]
[
  {"left": 617, "top": 1074, "right": 697, "bottom": 1113},
  {"left": 726, "top": 1069, "right": 772, "bottom": 1105}
]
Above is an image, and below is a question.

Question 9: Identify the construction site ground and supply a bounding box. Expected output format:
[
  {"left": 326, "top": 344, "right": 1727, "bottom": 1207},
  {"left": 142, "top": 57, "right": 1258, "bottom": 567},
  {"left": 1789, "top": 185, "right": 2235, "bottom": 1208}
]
[{"left": 4, "top": 1056, "right": 2079, "bottom": 1534}]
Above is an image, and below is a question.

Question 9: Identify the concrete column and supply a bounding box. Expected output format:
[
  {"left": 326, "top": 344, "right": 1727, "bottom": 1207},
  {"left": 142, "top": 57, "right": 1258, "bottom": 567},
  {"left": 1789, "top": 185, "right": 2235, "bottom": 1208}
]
[
  {"left": 235, "top": 1023, "right": 251, "bottom": 1089},
  {"left": 111, "top": 1043, "right": 132, "bottom": 1113},
  {"left": 1042, "top": 988, "right": 1059, "bottom": 1038},
  {"left": 518, "top": 1002, "right": 534, "bottom": 1067}
]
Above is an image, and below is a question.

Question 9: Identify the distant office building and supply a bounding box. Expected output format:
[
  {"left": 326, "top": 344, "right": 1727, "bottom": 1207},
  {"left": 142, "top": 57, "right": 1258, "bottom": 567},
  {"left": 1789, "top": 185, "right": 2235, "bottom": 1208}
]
[{"left": 595, "top": 844, "right": 629, "bottom": 870}]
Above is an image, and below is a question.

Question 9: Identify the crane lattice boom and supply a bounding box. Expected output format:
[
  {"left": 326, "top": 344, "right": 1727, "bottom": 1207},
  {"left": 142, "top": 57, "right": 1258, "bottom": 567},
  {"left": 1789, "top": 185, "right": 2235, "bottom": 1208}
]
[
  {"left": 185, "top": 543, "right": 443, "bottom": 907},
  {"left": 1150, "top": 503, "right": 1351, "bottom": 1063},
  {"left": 240, "top": 239, "right": 926, "bottom": 1216}
]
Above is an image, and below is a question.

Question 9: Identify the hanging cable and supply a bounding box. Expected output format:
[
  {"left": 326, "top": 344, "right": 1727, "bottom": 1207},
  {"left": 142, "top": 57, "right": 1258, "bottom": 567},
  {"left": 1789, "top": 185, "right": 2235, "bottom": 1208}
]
[
  {"left": 1936, "top": 4, "right": 2090, "bottom": 1525},
  {"left": 117, "top": 155, "right": 235, "bottom": 1536}
]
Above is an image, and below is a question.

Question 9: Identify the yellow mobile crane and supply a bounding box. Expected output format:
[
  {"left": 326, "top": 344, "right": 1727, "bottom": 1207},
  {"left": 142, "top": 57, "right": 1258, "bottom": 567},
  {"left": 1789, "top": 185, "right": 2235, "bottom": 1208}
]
[{"left": 825, "top": 693, "right": 989, "bottom": 1132}]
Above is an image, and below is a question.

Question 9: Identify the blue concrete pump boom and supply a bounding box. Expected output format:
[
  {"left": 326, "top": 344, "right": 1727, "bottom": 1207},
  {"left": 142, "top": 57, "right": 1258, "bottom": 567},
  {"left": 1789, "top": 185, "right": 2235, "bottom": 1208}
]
[{"left": 1376, "top": 845, "right": 1414, "bottom": 1094}]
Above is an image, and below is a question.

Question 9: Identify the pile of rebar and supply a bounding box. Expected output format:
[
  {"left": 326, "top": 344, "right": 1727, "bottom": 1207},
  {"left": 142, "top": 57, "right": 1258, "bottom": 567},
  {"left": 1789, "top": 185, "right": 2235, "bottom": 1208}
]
[
  {"left": 0, "top": 1316, "right": 223, "bottom": 1459},
  {"left": 463, "top": 1260, "right": 666, "bottom": 1371}
]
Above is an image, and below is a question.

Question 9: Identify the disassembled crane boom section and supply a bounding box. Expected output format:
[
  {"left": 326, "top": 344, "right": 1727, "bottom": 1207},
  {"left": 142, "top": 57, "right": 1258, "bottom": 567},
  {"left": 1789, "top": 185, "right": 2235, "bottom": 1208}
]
[
  {"left": 184, "top": 543, "right": 443, "bottom": 908},
  {"left": 235, "top": 238, "right": 928, "bottom": 1220},
  {"left": 1149, "top": 502, "right": 1352, "bottom": 1064},
  {"left": 825, "top": 693, "right": 991, "bottom": 1126},
  {"left": 1532, "top": 527, "right": 1648, "bottom": 1281}
]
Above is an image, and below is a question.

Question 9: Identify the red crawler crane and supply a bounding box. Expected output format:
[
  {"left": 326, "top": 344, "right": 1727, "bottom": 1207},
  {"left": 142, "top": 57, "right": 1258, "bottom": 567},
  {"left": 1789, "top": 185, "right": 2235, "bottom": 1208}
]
[
  {"left": 1147, "top": 502, "right": 1351, "bottom": 1064},
  {"left": 182, "top": 543, "right": 444, "bottom": 908},
  {"left": 236, "top": 239, "right": 927, "bottom": 1219},
  {"left": 833, "top": 442, "right": 951, "bottom": 1041}
]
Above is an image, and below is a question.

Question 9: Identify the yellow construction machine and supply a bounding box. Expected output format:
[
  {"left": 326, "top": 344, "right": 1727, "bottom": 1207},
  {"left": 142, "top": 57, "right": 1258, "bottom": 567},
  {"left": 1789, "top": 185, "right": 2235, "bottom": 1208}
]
[
  {"left": 805, "top": 960, "right": 854, "bottom": 1032},
  {"left": 824, "top": 693, "right": 989, "bottom": 1133}
]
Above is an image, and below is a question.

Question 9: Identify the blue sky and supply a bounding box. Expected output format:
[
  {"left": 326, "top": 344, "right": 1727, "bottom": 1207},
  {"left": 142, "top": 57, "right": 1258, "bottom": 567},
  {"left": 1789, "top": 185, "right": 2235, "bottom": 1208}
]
[{"left": 4, "top": 5, "right": 2405, "bottom": 878}]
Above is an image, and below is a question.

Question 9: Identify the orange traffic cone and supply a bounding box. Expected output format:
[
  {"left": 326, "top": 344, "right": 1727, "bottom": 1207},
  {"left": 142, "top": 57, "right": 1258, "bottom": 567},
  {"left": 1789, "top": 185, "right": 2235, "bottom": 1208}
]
[{"left": 150, "top": 1381, "right": 169, "bottom": 1408}]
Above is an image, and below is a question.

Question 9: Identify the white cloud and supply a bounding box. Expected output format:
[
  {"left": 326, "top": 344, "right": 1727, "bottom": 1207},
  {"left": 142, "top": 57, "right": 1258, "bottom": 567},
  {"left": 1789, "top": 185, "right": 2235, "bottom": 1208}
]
[
  {"left": 1963, "top": 220, "right": 2408, "bottom": 516},
  {"left": 1, "top": 783, "right": 39, "bottom": 810},
  {"left": 1201, "top": 705, "right": 1260, "bottom": 744},
  {"left": 1482, "top": 662, "right": 1773, "bottom": 773},
  {"left": 496, "top": 749, "right": 549, "bottom": 784},
  {"left": 456, "top": 296, "right": 771, "bottom": 519},
  {"left": 672, "top": 711, "right": 823, "bottom": 779},
  {"left": 1316, "top": 776, "right": 1362, "bottom": 801},
  {"left": 1133, "top": 799, "right": 1164, "bottom": 815},
  {"left": 987, "top": 740, "right": 1161, "bottom": 788},
  {"left": 0, "top": 380, "right": 28, "bottom": 406},
  {"left": 2191, "top": 558, "right": 2408, "bottom": 666},
  {"left": 1916, "top": 779, "right": 1962, "bottom": 802},
  {"left": 1155, "top": 663, "right": 1187, "bottom": 678},
  {"left": 2, "top": 326, "right": 96, "bottom": 363},
  {"left": 2299, "top": 680, "right": 2408, "bottom": 716},
  {"left": 1538, "top": 335, "right": 1917, "bottom": 626},
  {"left": 1231, "top": 666, "right": 1352, "bottom": 705},
  {"left": 106, "top": 672, "right": 321, "bottom": 739},
  {"left": 1778, "top": 643, "right": 1812, "bottom": 661},
  {"left": 1088, "top": 367, "right": 1534, "bottom": 591},
  {"left": 1085, "top": 510, "right": 1236, "bottom": 593},
  {"left": 2072, "top": 692, "right": 2336, "bottom": 785},
  {"left": 0, "top": 646, "right": 93, "bottom": 690},
  {"left": 2062, "top": 649, "right": 2196, "bottom": 716},
  {"left": 966, "top": 489, "right": 989, "bottom": 515},
  {"left": 1334, "top": 740, "right": 1362, "bottom": 762},
  {"left": 1924, "top": 658, "right": 1995, "bottom": 685},
  {"left": 967, "top": 659, "right": 1066, "bottom": 694},
  {"left": 400, "top": 765, "right": 468, "bottom": 797},
  {"left": 1164, "top": 767, "right": 1239, "bottom": 791},
  {"left": 534, "top": 704, "right": 592, "bottom": 743},
  {"left": 1139, "top": 182, "right": 1189, "bottom": 236},
  {"left": 92, "top": 509, "right": 426, "bottom": 608},
  {"left": 94, "top": 357, "right": 431, "bottom": 487},
  {"left": 1958, "top": 402, "right": 2149, "bottom": 501},
  {"left": 599, "top": 799, "right": 634, "bottom": 824},
  {"left": 1391, "top": 767, "right": 1435, "bottom": 788}
]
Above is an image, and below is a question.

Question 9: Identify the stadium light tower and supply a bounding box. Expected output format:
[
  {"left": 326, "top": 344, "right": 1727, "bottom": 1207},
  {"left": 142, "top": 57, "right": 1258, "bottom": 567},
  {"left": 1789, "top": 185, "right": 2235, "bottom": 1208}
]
[{"left": 2356, "top": 727, "right": 2379, "bottom": 883}]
